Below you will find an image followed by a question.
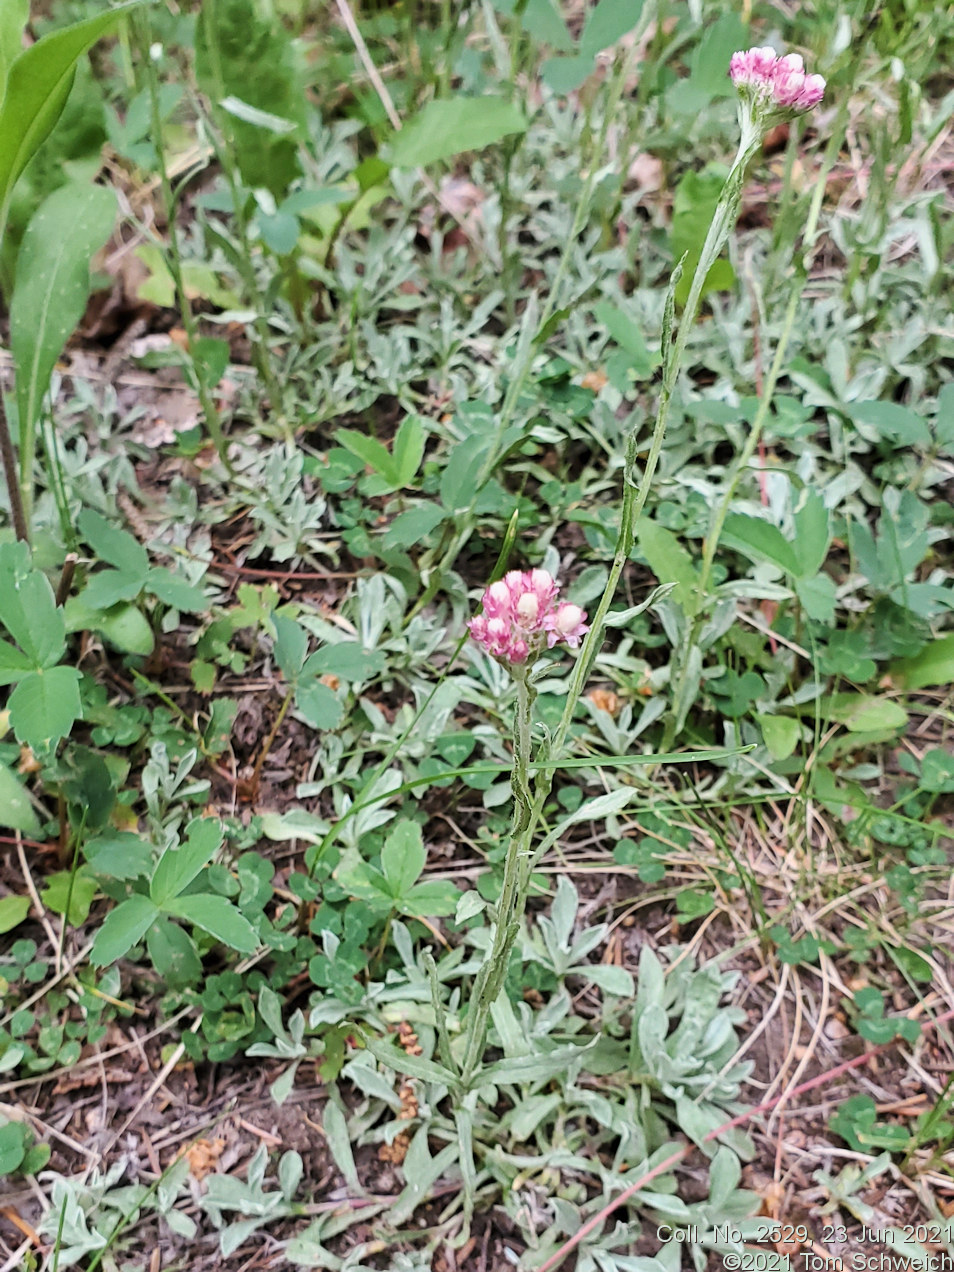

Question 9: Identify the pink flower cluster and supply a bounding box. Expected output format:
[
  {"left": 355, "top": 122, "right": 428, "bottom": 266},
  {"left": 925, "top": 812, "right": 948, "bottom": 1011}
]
[
  {"left": 729, "top": 47, "right": 825, "bottom": 112},
  {"left": 468, "top": 569, "right": 588, "bottom": 665}
]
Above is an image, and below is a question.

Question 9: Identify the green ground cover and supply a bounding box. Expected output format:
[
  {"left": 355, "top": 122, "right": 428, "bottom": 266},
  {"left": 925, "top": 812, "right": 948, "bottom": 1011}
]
[{"left": 1, "top": 1, "right": 953, "bottom": 1268}]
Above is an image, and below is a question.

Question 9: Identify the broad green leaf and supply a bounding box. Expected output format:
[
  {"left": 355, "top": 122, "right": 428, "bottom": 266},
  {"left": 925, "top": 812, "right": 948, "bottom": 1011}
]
[
  {"left": 91, "top": 894, "right": 159, "bottom": 965},
  {"left": 520, "top": 0, "right": 573, "bottom": 51},
  {"left": 594, "top": 301, "right": 658, "bottom": 378},
  {"left": 0, "top": 894, "right": 31, "bottom": 934},
  {"left": 580, "top": 0, "right": 645, "bottom": 56},
  {"left": 792, "top": 491, "right": 832, "bottom": 577},
  {"left": 281, "top": 187, "right": 353, "bottom": 215},
  {"left": 257, "top": 209, "right": 299, "bottom": 255},
  {"left": 384, "top": 503, "right": 447, "bottom": 549},
  {"left": 151, "top": 817, "right": 223, "bottom": 906},
  {"left": 272, "top": 613, "right": 308, "bottom": 680},
  {"left": 0, "top": 0, "right": 28, "bottom": 101},
  {"left": 0, "top": 760, "right": 40, "bottom": 834},
  {"left": 0, "top": 638, "right": 34, "bottom": 686},
  {"left": 392, "top": 415, "right": 425, "bottom": 486},
  {"left": 40, "top": 868, "right": 97, "bottom": 926},
  {"left": 399, "top": 880, "right": 459, "bottom": 918},
  {"left": 668, "top": 13, "right": 746, "bottom": 115},
  {"left": 146, "top": 916, "right": 202, "bottom": 987},
  {"left": 0, "top": 1, "right": 138, "bottom": 239},
  {"left": 335, "top": 861, "right": 390, "bottom": 907},
  {"left": 163, "top": 893, "right": 258, "bottom": 953},
  {"left": 721, "top": 513, "right": 800, "bottom": 576},
  {"left": 8, "top": 666, "right": 82, "bottom": 750},
  {"left": 146, "top": 567, "right": 209, "bottom": 613},
  {"left": 335, "top": 428, "right": 398, "bottom": 486},
  {"left": 918, "top": 749, "right": 954, "bottom": 793},
  {"left": 11, "top": 184, "right": 117, "bottom": 444},
  {"left": 670, "top": 165, "right": 736, "bottom": 305},
  {"left": 386, "top": 97, "right": 527, "bottom": 169},
  {"left": 637, "top": 520, "right": 699, "bottom": 610},
  {"left": 846, "top": 400, "right": 931, "bottom": 448},
  {"left": 303, "top": 643, "right": 385, "bottom": 682},
  {"left": 795, "top": 573, "right": 837, "bottom": 623},
  {"left": 827, "top": 694, "right": 908, "bottom": 733},
  {"left": 758, "top": 714, "right": 800, "bottom": 761},
  {"left": 76, "top": 569, "right": 143, "bottom": 610},
  {"left": 381, "top": 821, "right": 426, "bottom": 897},
  {"left": 295, "top": 679, "right": 343, "bottom": 730},
  {"left": 440, "top": 434, "right": 489, "bottom": 513},
  {"left": 540, "top": 54, "right": 597, "bottom": 95},
  {"left": 455, "top": 891, "right": 485, "bottom": 924},
  {"left": 77, "top": 509, "right": 148, "bottom": 576},
  {"left": 0, "top": 1121, "right": 28, "bottom": 1173},
  {"left": 133, "top": 242, "right": 240, "bottom": 309},
  {"left": 83, "top": 832, "right": 153, "bottom": 880},
  {"left": 64, "top": 595, "right": 155, "bottom": 656},
  {"left": 0, "top": 542, "right": 65, "bottom": 667}
]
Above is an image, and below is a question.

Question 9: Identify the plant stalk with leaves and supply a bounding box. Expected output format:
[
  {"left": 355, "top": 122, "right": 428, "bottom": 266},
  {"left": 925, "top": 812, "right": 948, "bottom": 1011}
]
[{"left": 452, "top": 48, "right": 829, "bottom": 1089}]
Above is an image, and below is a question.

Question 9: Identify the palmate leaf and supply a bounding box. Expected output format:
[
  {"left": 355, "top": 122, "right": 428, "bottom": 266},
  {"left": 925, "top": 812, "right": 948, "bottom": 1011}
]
[
  {"left": 91, "top": 894, "right": 159, "bottom": 966},
  {"left": 77, "top": 508, "right": 148, "bottom": 575},
  {"left": 0, "top": 541, "right": 65, "bottom": 668},
  {"left": 398, "top": 880, "right": 459, "bottom": 918},
  {"left": 8, "top": 666, "right": 82, "bottom": 751},
  {"left": 150, "top": 817, "right": 224, "bottom": 906},
  {"left": 163, "top": 894, "right": 258, "bottom": 953},
  {"left": 0, "top": 638, "right": 33, "bottom": 686}
]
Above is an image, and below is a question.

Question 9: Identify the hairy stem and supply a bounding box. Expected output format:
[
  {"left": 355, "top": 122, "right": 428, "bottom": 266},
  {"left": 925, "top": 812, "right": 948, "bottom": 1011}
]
[
  {"left": 551, "top": 127, "right": 761, "bottom": 762},
  {"left": 661, "top": 113, "right": 845, "bottom": 749},
  {"left": 460, "top": 670, "right": 535, "bottom": 1085}
]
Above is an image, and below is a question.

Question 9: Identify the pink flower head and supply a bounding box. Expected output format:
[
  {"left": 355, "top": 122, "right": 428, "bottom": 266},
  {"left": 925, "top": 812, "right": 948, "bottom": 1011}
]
[
  {"left": 544, "top": 603, "right": 589, "bottom": 650},
  {"left": 729, "top": 46, "right": 825, "bottom": 115},
  {"left": 728, "top": 45, "right": 778, "bottom": 89},
  {"left": 467, "top": 569, "right": 587, "bottom": 666}
]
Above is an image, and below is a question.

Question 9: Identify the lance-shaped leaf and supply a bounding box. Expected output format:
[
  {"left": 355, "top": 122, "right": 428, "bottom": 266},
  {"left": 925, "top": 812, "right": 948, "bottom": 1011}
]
[
  {"left": 0, "top": 2, "right": 140, "bottom": 239},
  {"left": 11, "top": 183, "right": 117, "bottom": 445}
]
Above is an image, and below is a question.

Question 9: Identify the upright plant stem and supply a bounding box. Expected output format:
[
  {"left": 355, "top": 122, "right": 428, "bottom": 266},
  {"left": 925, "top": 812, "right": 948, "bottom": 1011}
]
[
  {"left": 459, "top": 670, "right": 535, "bottom": 1085},
  {"left": 455, "top": 122, "right": 765, "bottom": 1089},
  {"left": 134, "top": 16, "right": 233, "bottom": 473},
  {"left": 551, "top": 125, "right": 762, "bottom": 763},
  {"left": 662, "top": 113, "right": 846, "bottom": 749},
  {"left": 0, "top": 391, "right": 28, "bottom": 541}
]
